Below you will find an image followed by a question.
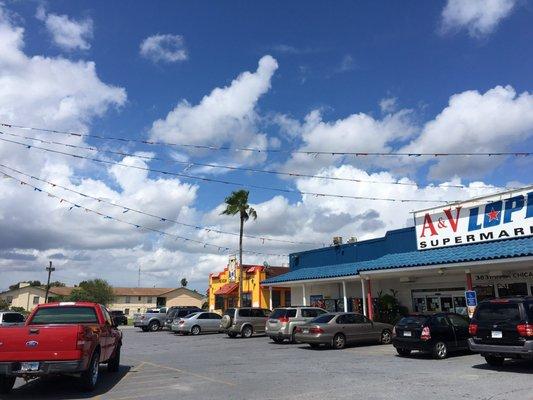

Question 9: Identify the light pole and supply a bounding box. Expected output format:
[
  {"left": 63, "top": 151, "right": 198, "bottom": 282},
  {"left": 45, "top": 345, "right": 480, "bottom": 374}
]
[{"left": 44, "top": 261, "right": 55, "bottom": 303}]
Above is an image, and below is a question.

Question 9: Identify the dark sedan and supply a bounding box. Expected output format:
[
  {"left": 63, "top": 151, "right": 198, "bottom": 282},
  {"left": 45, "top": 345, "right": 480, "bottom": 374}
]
[
  {"left": 294, "top": 312, "right": 393, "bottom": 349},
  {"left": 392, "top": 312, "right": 470, "bottom": 359}
]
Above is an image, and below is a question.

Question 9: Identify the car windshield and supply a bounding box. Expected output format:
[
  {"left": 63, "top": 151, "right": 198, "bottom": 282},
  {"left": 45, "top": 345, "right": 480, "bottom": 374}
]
[
  {"left": 397, "top": 316, "right": 428, "bottom": 326},
  {"left": 30, "top": 306, "right": 98, "bottom": 325},
  {"left": 476, "top": 302, "right": 521, "bottom": 322},
  {"left": 311, "top": 314, "right": 335, "bottom": 324}
]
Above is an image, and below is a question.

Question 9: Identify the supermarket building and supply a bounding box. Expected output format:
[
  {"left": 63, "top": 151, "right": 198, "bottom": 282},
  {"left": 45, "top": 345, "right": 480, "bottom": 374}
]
[{"left": 262, "top": 186, "right": 533, "bottom": 318}]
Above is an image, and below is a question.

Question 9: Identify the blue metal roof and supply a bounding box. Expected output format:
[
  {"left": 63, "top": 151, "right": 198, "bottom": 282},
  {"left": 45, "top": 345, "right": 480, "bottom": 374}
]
[{"left": 262, "top": 237, "right": 533, "bottom": 285}]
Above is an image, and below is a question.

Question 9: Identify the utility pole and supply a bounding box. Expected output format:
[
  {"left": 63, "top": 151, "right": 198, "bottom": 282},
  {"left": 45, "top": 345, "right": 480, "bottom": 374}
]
[
  {"left": 138, "top": 265, "right": 141, "bottom": 287},
  {"left": 44, "top": 261, "right": 55, "bottom": 303}
]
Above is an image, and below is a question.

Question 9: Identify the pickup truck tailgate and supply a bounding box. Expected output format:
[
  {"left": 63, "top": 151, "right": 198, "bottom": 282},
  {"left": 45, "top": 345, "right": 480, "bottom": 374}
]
[{"left": 0, "top": 325, "right": 82, "bottom": 361}]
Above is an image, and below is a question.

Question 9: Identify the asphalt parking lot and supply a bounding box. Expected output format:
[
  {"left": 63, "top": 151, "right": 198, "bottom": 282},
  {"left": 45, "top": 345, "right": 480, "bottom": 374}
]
[{"left": 5, "top": 326, "right": 533, "bottom": 400}]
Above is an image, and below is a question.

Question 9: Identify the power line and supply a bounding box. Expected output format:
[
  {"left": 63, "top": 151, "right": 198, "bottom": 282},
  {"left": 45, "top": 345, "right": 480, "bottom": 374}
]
[
  {"left": 0, "top": 129, "right": 511, "bottom": 191},
  {"left": 0, "top": 169, "right": 289, "bottom": 258},
  {"left": 0, "top": 163, "right": 325, "bottom": 247},
  {"left": 0, "top": 134, "right": 456, "bottom": 204},
  {"left": 2, "top": 122, "right": 531, "bottom": 157}
]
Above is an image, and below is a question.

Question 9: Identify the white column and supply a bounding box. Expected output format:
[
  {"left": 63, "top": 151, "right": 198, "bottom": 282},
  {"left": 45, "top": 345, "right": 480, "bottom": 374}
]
[
  {"left": 361, "top": 279, "right": 367, "bottom": 317},
  {"left": 342, "top": 281, "right": 348, "bottom": 312},
  {"left": 269, "top": 286, "right": 273, "bottom": 310},
  {"left": 302, "top": 284, "right": 307, "bottom": 306}
]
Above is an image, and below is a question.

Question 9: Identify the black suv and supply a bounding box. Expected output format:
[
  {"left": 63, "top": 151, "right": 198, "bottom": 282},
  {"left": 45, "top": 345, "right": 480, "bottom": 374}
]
[
  {"left": 468, "top": 297, "right": 533, "bottom": 366},
  {"left": 392, "top": 312, "right": 471, "bottom": 359},
  {"left": 109, "top": 310, "right": 128, "bottom": 325}
]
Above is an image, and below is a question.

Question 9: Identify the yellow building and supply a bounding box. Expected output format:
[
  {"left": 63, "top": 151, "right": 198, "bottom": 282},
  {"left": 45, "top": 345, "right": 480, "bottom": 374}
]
[
  {"left": 0, "top": 284, "right": 205, "bottom": 315},
  {"left": 208, "top": 264, "right": 290, "bottom": 312}
]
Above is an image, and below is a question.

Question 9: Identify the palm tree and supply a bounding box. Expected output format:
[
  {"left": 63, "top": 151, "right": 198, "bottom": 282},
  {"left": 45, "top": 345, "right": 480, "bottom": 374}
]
[{"left": 221, "top": 190, "right": 257, "bottom": 307}]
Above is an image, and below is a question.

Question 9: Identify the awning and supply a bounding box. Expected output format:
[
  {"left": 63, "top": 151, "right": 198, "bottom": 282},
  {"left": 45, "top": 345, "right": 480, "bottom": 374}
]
[{"left": 214, "top": 283, "right": 238, "bottom": 295}]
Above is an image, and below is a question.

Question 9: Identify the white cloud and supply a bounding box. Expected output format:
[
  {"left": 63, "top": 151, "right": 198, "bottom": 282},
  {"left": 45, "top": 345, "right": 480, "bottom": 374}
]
[
  {"left": 379, "top": 97, "right": 398, "bottom": 114},
  {"left": 140, "top": 34, "right": 188, "bottom": 63},
  {"left": 335, "top": 54, "right": 356, "bottom": 73},
  {"left": 400, "top": 85, "right": 533, "bottom": 179},
  {"left": 281, "top": 108, "right": 416, "bottom": 174},
  {"left": 440, "top": 0, "right": 517, "bottom": 37},
  {"left": 150, "top": 55, "right": 278, "bottom": 165},
  {"left": 36, "top": 6, "right": 93, "bottom": 51}
]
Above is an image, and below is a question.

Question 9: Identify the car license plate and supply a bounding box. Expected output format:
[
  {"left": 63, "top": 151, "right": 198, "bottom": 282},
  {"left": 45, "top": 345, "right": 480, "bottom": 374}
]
[
  {"left": 403, "top": 331, "right": 412, "bottom": 337},
  {"left": 20, "top": 362, "right": 39, "bottom": 372},
  {"left": 302, "top": 328, "right": 309, "bottom": 334},
  {"left": 491, "top": 331, "right": 503, "bottom": 339}
]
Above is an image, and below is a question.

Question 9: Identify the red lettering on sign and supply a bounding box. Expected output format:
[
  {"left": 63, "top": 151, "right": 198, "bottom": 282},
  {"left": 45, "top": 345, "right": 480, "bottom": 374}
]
[
  {"left": 444, "top": 207, "right": 462, "bottom": 232},
  {"left": 420, "top": 214, "right": 438, "bottom": 237}
]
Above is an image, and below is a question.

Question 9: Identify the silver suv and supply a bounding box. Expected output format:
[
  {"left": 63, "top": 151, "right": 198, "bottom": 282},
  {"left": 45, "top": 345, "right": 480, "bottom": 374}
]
[
  {"left": 266, "top": 307, "right": 327, "bottom": 343},
  {"left": 220, "top": 308, "right": 271, "bottom": 338}
]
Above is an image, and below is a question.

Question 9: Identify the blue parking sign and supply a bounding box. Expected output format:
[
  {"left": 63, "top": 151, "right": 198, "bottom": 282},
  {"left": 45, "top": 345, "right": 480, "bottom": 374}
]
[{"left": 465, "top": 290, "right": 477, "bottom": 307}]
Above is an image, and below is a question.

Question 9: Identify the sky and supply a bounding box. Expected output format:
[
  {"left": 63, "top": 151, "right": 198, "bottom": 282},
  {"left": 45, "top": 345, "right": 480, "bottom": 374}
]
[{"left": 0, "top": 0, "right": 532, "bottom": 293}]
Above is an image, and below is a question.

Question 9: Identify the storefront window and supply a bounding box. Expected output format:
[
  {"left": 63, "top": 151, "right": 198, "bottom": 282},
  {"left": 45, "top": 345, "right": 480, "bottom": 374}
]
[
  {"left": 214, "top": 295, "right": 224, "bottom": 310},
  {"left": 497, "top": 282, "right": 528, "bottom": 297},
  {"left": 242, "top": 292, "right": 252, "bottom": 307},
  {"left": 474, "top": 285, "right": 495, "bottom": 302}
]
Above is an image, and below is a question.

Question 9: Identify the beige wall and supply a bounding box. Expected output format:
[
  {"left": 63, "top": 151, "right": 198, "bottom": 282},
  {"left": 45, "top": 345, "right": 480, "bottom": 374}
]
[
  {"left": 166, "top": 291, "right": 203, "bottom": 308},
  {"left": 0, "top": 286, "right": 48, "bottom": 311}
]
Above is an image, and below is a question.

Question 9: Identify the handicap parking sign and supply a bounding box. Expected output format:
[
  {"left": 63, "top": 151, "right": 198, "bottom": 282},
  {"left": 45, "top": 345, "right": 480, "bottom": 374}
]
[{"left": 465, "top": 290, "right": 477, "bottom": 318}]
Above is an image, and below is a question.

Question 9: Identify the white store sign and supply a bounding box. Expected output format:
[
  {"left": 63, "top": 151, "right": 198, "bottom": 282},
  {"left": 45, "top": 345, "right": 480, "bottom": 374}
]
[{"left": 415, "top": 186, "right": 533, "bottom": 250}]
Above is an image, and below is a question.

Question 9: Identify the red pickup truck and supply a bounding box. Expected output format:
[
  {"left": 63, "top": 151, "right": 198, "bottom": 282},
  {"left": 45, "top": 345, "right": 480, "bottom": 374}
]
[{"left": 0, "top": 302, "right": 122, "bottom": 394}]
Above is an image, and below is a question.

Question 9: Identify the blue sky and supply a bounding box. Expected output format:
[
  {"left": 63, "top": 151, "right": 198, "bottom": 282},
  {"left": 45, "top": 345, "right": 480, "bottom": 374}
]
[{"left": 0, "top": 0, "right": 532, "bottom": 290}]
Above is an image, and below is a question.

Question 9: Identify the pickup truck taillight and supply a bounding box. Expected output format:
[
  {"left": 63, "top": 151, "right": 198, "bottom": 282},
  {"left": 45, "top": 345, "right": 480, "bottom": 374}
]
[
  {"left": 76, "top": 327, "right": 87, "bottom": 350},
  {"left": 278, "top": 316, "right": 289, "bottom": 324},
  {"left": 392, "top": 326, "right": 396, "bottom": 337},
  {"left": 294, "top": 327, "right": 302, "bottom": 333},
  {"left": 517, "top": 324, "right": 533, "bottom": 337},
  {"left": 420, "top": 326, "right": 431, "bottom": 341},
  {"left": 469, "top": 323, "right": 478, "bottom": 336}
]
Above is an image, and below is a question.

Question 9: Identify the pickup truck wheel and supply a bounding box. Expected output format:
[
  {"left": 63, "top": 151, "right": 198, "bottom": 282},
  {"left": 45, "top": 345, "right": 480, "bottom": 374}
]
[
  {"left": 107, "top": 346, "right": 121, "bottom": 372},
  {"left": 191, "top": 325, "right": 201, "bottom": 336},
  {"left": 148, "top": 321, "right": 160, "bottom": 332},
  {"left": 80, "top": 350, "right": 100, "bottom": 392},
  {"left": 0, "top": 375, "right": 16, "bottom": 394},
  {"left": 485, "top": 355, "right": 505, "bottom": 367}
]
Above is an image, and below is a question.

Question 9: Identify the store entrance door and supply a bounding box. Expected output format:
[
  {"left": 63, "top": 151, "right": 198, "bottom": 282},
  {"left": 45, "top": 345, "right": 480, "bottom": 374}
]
[{"left": 412, "top": 288, "right": 468, "bottom": 315}]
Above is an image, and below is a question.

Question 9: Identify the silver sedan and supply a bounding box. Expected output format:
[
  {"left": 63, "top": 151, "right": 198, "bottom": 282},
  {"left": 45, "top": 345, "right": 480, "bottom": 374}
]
[
  {"left": 294, "top": 312, "right": 393, "bottom": 349},
  {"left": 171, "top": 312, "right": 223, "bottom": 335}
]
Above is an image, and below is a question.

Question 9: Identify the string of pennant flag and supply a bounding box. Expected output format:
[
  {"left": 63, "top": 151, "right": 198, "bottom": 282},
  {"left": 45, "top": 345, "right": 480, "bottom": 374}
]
[
  {"left": 0, "top": 129, "right": 514, "bottom": 191},
  {"left": 0, "top": 169, "right": 289, "bottom": 258},
  {"left": 0, "top": 134, "right": 456, "bottom": 204},
  {"left": 0, "top": 162, "right": 325, "bottom": 247},
  {"left": 1, "top": 122, "right": 531, "bottom": 157}
]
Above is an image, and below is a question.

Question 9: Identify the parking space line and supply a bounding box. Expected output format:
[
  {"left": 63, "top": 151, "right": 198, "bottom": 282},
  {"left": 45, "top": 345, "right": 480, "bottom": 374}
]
[{"left": 142, "top": 361, "right": 236, "bottom": 387}]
